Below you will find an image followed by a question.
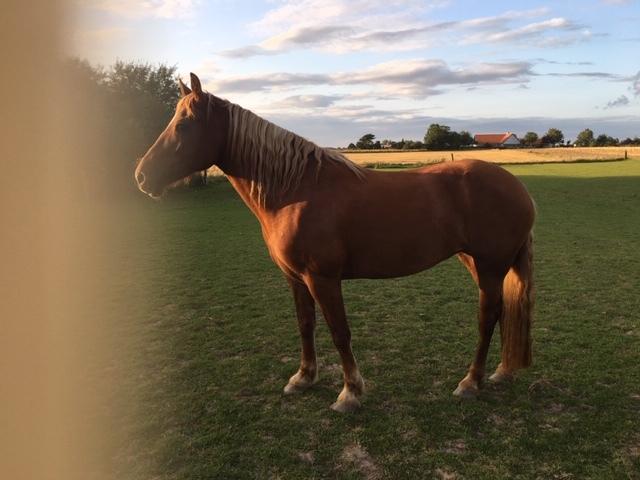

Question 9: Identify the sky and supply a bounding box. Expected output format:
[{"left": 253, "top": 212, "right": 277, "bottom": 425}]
[{"left": 71, "top": 0, "right": 640, "bottom": 146}]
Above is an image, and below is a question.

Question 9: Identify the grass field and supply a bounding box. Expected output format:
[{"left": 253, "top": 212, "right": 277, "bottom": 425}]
[
  {"left": 99, "top": 160, "right": 640, "bottom": 479},
  {"left": 343, "top": 146, "right": 640, "bottom": 168}
]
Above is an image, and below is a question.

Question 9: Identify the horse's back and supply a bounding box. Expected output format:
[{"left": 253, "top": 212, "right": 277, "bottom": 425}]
[{"left": 349, "top": 158, "right": 534, "bottom": 273}]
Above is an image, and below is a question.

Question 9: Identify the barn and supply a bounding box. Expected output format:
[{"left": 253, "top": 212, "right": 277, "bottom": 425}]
[{"left": 474, "top": 132, "right": 520, "bottom": 147}]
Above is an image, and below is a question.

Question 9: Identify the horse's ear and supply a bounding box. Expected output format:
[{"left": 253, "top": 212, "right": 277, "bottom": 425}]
[
  {"left": 190, "top": 72, "right": 203, "bottom": 97},
  {"left": 178, "top": 78, "right": 191, "bottom": 97}
]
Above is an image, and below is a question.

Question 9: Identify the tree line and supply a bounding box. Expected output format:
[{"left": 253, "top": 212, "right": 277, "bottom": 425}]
[
  {"left": 348, "top": 125, "right": 474, "bottom": 151},
  {"left": 348, "top": 125, "right": 640, "bottom": 151},
  {"left": 572, "top": 129, "right": 640, "bottom": 147}
]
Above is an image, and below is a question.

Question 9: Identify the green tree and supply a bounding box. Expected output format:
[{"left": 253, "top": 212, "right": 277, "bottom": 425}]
[
  {"left": 424, "top": 124, "right": 452, "bottom": 150},
  {"left": 594, "top": 134, "right": 619, "bottom": 147},
  {"left": 356, "top": 133, "right": 376, "bottom": 149},
  {"left": 459, "top": 131, "right": 474, "bottom": 146},
  {"left": 64, "top": 58, "right": 182, "bottom": 194},
  {"left": 522, "top": 132, "right": 539, "bottom": 147},
  {"left": 105, "top": 61, "right": 180, "bottom": 160},
  {"left": 575, "top": 128, "right": 594, "bottom": 147},
  {"left": 543, "top": 128, "right": 564, "bottom": 145}
]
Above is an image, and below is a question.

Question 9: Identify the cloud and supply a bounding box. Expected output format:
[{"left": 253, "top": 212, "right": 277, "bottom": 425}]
[
  {"left": 604, "top": 95, "right": 630, "bottom": 108},
  {"left": 263, "top": 25, "right": 355, "bottom": 50},
  {"left": 221, "top": 4, "right": 590, "bottom": 58},
  {"left": 632, "top": 71, "right": 640, "bottom": 96},
  {"left": 544, "top": 71, "right": 622, "bottom": 79},
  {"left": 251, "top": 0, "right": 432, "bottom": 33},
  {"left": 534, "top": 58, "right": 594, "bottom": 66},
  {"left": 460, "top": 17, "right": 586, "bottom": 46},
  {"left": 83, "top": 0, "right": 200, "bottom": 19},
  {"left": 601, "top": 0, "right": 632, "bottom": 4},
  {"left": 213, "top": 72, "right": 332, "bottom": 93},
  {"left": 220, "top": 45, "right": 277, "bottom": 59},
  {"left": 269, "top": 94, "right": 345, "bottom": 109},
  {"left": 209, "top": 59, "right": 533, "bottom": 98},
  {"left": 336, "top": 59, "right": 533, "bottom": 97}
]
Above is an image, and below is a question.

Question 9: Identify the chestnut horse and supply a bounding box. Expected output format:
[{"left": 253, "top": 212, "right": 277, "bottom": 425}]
[{"left": 135, "top": 73, "right": 535, "bottom": 412}]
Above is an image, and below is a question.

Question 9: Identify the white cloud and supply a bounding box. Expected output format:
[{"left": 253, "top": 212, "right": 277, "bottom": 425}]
[
  {"left": 460, "top": 17, "right": 582, "bottom": 45},
  {"left": 82, "top": 0, "right": 200, "bottom": 19},
  {"left": 632, "top": 71, "right": 640, "bottom": 96},
  {"left": 209, "top": 58, "right": 533, "bottom": 100},
  {"left": 221, "top": 3, "right": 592, "bottom": 58},
  {"left": 251, "top": 0, "right": 433, "bottom": 33},
  {"left": 604, "top": 95, "right": 630, "bottom": 108},
  {"left": 269, "top": 94, "right": 345, "bottom": 109}
]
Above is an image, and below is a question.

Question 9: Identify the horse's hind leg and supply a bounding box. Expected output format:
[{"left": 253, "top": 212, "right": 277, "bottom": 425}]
[
  {"left": 283, "top": 278, "right": 319, "bottom": 394},
  {"left": 453, "top": 265, "right": 504, "bottom": 398},
  {"left": 305, "top": 275, "right": 364, "bottom": 413}
]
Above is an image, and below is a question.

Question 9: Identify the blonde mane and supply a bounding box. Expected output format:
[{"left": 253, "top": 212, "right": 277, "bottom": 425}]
[{"left": 218, "top": 97, "right": 365, "bottom": 205}]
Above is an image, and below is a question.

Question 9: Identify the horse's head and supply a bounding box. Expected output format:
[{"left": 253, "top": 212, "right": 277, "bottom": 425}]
[{"left": 135, "top": 73, "right": 228, "bottom": 198}]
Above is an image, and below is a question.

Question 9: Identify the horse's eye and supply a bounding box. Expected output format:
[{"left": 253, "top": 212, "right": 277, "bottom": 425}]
[{"left": 176, "top": 122, "right": 188, "bottom": 133}]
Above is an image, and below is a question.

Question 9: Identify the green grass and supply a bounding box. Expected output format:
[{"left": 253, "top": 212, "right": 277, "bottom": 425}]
[{"left": 99, "top": 160, "right": 640, "bottom": 479}]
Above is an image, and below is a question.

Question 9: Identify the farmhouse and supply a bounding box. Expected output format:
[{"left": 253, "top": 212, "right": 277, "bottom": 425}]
[{"left": 474, "top": 132, "right": 520, "bottom": 147}]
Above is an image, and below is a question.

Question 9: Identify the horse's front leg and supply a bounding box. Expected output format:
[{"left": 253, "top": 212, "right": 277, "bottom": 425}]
[
  {"left": 306, "top": 275, "right": 364, "bottom": 413},
  {"left": 283, "top": 278, "right": 319, "bottom": 394}
]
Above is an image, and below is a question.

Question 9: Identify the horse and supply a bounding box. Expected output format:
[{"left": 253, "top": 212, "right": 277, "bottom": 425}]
[{"left": 135, "top": 73, "right": 535, "bottom": 413}]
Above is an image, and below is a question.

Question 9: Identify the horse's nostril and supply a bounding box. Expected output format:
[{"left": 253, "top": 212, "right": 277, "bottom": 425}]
[{"left": 136, "top": 171, "right": 146, "bottom": 185}]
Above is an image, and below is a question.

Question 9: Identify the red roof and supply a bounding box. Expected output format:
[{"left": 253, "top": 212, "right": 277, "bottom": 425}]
[{"left": 474, "top": 133, "right": 516, "bottom": 144}]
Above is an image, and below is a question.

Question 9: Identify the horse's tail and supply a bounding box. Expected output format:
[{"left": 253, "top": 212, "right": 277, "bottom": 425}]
[{"left": 500, "top": 232, "right": 534, "bottom": 371}]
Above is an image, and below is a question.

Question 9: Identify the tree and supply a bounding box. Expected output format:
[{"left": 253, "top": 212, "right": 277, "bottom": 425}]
[
  {"left": 403, "top": 140, "right": 424, "bottom": 150},
  {"left": 575, "top": 128, "right": 594, "bottom": 147},
  {"left": 594, "top": 134, "right": 619, "bottom": 147},
  {"left": 64, "top": 58, "right": 182, "bottom": 194},
  {"left": 424, "top": 124, "right": 452, "bottom": 150},
  {"left": 356, "top": 133, "right": 376, "bottom": 149},
  {"left": 459, "top": 131, "right": 474, "bottom": 147},
  {"left": 347, "top": 143, "right": 357, "bottom": 149},
  {"left": 522, "top": 132, "right": 539, "bottom": 147},
  {"left": 543, "top": 128, "right": 564, "bottom": 146}
]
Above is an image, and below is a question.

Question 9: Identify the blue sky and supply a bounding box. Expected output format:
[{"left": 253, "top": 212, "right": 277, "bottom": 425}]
[{"left": 72, "top": 0, "right": 640, "bottom": 146}]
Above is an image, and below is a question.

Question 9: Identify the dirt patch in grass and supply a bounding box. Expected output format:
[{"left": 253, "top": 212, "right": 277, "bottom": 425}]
[
  {"left": 340, "top": 443, "right": 383, "bottom": 480},
  {"left": 435, "top": 468, "right": 460, "bottom": 480}
]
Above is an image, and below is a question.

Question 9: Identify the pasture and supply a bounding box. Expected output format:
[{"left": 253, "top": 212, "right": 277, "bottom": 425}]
[{"left": 101, "top": 160, "right": 640, "bottom": 479}]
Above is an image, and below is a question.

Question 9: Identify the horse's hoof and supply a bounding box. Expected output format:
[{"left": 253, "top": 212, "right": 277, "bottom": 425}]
[
  {"left": 488, "top": 366, "right": 513, "bottom": 384},
  {"left": 330, "top": 397, "right": 361, "bottom": 413},
  {"left": 283, "top": 371, "right": 317, "bottom": 395},
  {"left": 330, "top": 388, "right": 361, "bottom": 413},
  {"left": 284, "top": 382, "right": 308, "bottom": 394},
  {"left": 453, "top": 379, "right": 479, "bottom": 399}
]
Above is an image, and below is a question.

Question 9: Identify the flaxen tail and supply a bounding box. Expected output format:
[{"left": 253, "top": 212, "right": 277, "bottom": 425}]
[{"left": 500, "top": 232, "right": 534, "bottom": 371}]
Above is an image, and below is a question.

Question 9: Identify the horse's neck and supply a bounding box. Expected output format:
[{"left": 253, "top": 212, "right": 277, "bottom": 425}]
[
  {"left": 216, "top": 122, "right": 315, "bottom": 217},
  {"left": 225, "top": 174, "right": 265, "bottom": 219}
]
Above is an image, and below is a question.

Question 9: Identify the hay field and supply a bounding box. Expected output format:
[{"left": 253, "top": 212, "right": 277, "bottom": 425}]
[
  {"left": 343, "top": 146, "right": 640, "bottom": 167},
  {"left": 204, "top": 147, "right": 639, "bottom": 177}
]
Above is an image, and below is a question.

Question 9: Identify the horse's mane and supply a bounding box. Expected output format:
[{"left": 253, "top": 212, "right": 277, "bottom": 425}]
[{"left": 213, "top": 96, "right": 365, "bottom": 205}]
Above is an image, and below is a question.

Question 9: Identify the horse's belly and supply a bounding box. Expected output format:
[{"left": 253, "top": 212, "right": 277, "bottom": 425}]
[{"left": 342, "top": 239, "right": 459, "bottom": 279}]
